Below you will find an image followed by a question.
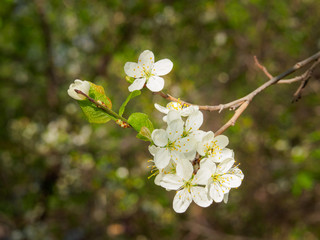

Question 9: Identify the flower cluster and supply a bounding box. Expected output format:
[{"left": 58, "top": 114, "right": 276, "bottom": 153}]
[
  {"left": 68, "top": 50, "right": 245, "bottom": 214},
  {"left": 149, "top": 101, "right": 244, "bottom": 213}
]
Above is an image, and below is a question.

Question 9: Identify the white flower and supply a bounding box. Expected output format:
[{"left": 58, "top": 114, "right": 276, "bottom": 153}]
[
  {"left": 124, "top": 50, "right": 173, "bottom": 92},
  {"left": 67, "top": 79, "right": 90, "bottom": 100},
  {"left": 197, "top": 131, "right": 232, "bottom": 163},
  {"left": 154, "top": 101, "right": 199, "bottom": 122},
  {"left": 150, "top": 118, "right": 195, "bottom": 169},
  {"left": 201, "top": 158, "right": 244, "bottom": 203},
  {"left": 160, "top": 160, "right": 213, "bottom": 213}
]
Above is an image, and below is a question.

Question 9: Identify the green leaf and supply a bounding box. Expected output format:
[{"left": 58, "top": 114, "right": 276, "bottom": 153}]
[
  {"left": 127, "top": 113, "right": 154, "bottom": 139},
  {"left": 119, "top": 90, "right": 141, "bottom": 117},
  {"left": 78, "top": 82, "right": 114, "bottom": 123}
]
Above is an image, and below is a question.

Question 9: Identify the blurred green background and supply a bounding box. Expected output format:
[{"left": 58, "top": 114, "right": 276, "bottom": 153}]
[{"left": 1, "top": 0, "right": 320, "bottom": 239}]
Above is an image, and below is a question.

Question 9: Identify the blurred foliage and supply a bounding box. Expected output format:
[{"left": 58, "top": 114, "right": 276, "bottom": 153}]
[{"left": 1, "top": 0, "right": 320, "bottom": 239}]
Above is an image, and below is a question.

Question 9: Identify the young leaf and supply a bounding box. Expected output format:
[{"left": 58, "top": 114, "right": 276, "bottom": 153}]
[
  {"left": 136, "top": 126, "right": 152, "bottom": 142},
  {"left": 125, "top": 76, "right": 135, "bottom": 84},
  {"left": 119, "top": 90, "right": 141, "bottom": 117},
  {"left": 127, "top": 112, "right": 154, "bottom": 134},
  {"left": 78, "top": 82, "right": 114, "bottom": 123}
]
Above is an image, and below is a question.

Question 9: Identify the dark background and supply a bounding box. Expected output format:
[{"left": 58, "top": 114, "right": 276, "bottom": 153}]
[{"left": 1, "top": 0, "right": 320, "bottom": 239}]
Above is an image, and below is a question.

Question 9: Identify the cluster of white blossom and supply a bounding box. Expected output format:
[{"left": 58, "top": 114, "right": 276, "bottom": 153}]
[
  {"left": 68, "top": 50, "right": 245, "bottom": 214},
  {"left": 149, "top": 101, "right": 244, "bottom": 213}
]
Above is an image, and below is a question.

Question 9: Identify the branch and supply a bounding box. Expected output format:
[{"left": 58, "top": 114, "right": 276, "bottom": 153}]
[
  {"left": 215, "top": 101, "right": 249, "bottom": 136},
  {"left": 157, "top": 51, "right": 320, "bottom": 111},
  {"left": 155, "top": 51, "right": 320, "bottom": 135},
  {"left": 291, "top": 59, "right": 320, "bottom": 102}
]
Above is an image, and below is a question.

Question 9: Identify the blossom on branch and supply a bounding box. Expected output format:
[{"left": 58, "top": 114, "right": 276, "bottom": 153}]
[
  {"left": 201, "top": 158, "right": 244, "bottom": 203},
  {"left": 67, "top": 79, "right": 90, "bottom": 100},
  {"left": 124, "top": 50, "right": 173, "bottom": 92},
  {"left": 148, "top": 105, "right": 244, "bottom": 213}
]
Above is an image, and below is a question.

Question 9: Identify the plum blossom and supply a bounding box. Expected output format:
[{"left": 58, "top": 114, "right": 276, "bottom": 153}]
[
  {"left": 160, "top": 160, "right": 213, "bottom": 213},
  {"left": 67, "top": 79, "right": 90, "bottom": 100},
  {"left": 150, "top": 117, "right": 195, "bottom": 169},
  {"left": 197, "top": 131, "right": 232, "bottom": 163},
  {"left": 201, "top": 158, "right": 244, "bottom": 203},
  {"left": 124, "top": 50, "right": 173, "bottom": 92}
]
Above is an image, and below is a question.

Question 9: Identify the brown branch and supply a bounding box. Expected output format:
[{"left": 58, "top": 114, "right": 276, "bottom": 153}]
[
  {"left": 157, "top": 51, "right": 320, "bottom": 112},
  {"left": 292, "top": 59, "right": 320, "bottom": 102},
  {"left": 155, "top": 51, "right": 320, "bottom": 135},
  {"left": 254, "top": 56, "right": 273, "bottom": 79},
  {"left": 215, "top": 101, "right": 249, "bottom": 136},
  {"left": 255, "top": 57, "right": 320, "bottom": 101}
]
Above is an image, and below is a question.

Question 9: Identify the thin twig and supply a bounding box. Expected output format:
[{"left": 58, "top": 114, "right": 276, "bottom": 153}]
[
  {"left": 254, "top": 56, "right": 273, "bottom": 79},
  {"left": 291, "top": 59, "right": 320, "bottom": 102},
  {"left": 215, "top": 101, "right": 249, "bottom": 136}
]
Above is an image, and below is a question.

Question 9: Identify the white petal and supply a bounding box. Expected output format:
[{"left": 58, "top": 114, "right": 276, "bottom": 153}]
[
  {"left": 177, "top": 137, "right": 195, "bottom": 153},
  {"left": 166, "top": 119, "right": 183, "bottom": 142},
  {"left": 176, "top": 159, "right": 193, "bottom": 180},
  {"left": 202, "top": 131, "right": 215, "bottom": 143},
  {"left": 181, "top": 105, "right": 199, "bottom": 116},
  {"left": 124, "top": 62, "right": 142, "bottom": 78},
  {"left": 216, "top": 158, "right": 234, "bottom": 174},
  {"left": 186, "top": 111, "right": 203, "bottom": 132},
  {"left": 184, "top": 149, "right": 197, "bottom": 160},
  {"left": 146, "top": 76, "right": 164, "bottom": 92},
  {"left": 193, "top": 167, "right": 211, "bottom": 185},
  {"left": 154, "top": 148, "right": 171, "bottom": 169},
  {"left": 191, "top": 186, "right": 213, "bottom": 207},
  {"left": 128, "top": 78, "right": 146, "bottom": 92},
  {"left": 211, "top": 148, "right": 234, "bottom": 163},
  {"left": 199, "top": 158, "right": 216, "bottom": 175},
  {"left": 209, "top": 182, "right": 224, "bottom": 203},
  {"left": 153, "top": 59, "right": 173, "bottom": 76},
  {"left": 170, "top": 151, "right": 184, "bottom": 163},
  {"left": 166, "top": 110, "right": 182, "bottom": 123},
  {"left": 148, "top": 145, "right": 159, "bottom": 156},
  {"left": 154, "top": 103, "right": 169, "bottom": 114},
  {"left": 190, "top": 130, "right": 206, "bottom": 142},
  {"left": 138, "top": 50, "right": 154, "bottom": 69},
  {"left": 220, "top": 174, "right": 242, "bottom": 188},
  {"left": 154, "top": 172, "right": 163, "bottom": 186},
  {"left": 151, "top": 129, "right": 168, "bottom": 147},
  {"left": 223, "top": 192, "right": 229, "bottom": 204},
  {"left": 214, "top": 135, "right": 229, "bottom": 149},
  {"left": 173, "top": 189, "right": 192, "bottom": 213},
  {"left": 160, "top": 174, "right": 183, "bottom": 190},
  {"left": 197, "top": 131, "right": 215, "bottom": 156},
  {"left": 229, "top": 167, "right": 244, "bottom": 180}
]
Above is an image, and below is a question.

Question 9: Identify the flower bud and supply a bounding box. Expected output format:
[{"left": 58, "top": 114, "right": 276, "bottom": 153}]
[{"left": 67, "top": 79, "right": 90, "bottom": 100}]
